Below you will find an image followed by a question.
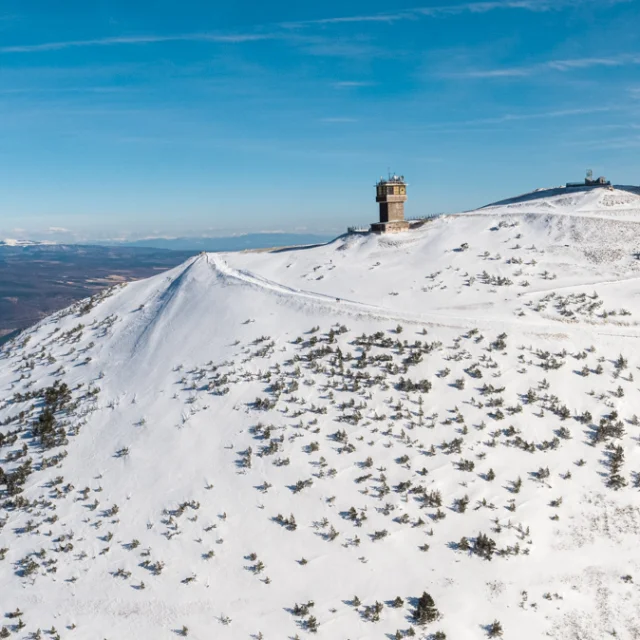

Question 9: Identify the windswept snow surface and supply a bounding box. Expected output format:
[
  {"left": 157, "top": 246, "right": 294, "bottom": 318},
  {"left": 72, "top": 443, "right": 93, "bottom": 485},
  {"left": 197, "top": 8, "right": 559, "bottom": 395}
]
[
  {"left": 480, "top": 184, "right": 640, "bottom": 219},
  {"left": 2, "top": 187, "right": 640, "bottom": 639}
]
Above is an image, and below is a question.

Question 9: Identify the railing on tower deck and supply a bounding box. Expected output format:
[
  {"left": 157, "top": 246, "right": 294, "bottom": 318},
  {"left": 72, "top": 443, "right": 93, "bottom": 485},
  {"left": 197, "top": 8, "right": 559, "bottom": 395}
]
[
  {"left": 347, "top": 213, "right": 445, "bottom": 235},
  {"left": 406, "top": 213, "right": 444, "bottom": 222}
]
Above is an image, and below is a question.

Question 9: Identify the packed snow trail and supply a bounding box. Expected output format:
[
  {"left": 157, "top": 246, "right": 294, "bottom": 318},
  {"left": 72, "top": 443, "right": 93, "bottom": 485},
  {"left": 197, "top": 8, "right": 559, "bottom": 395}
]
[{"left": 208, "top": 252, "right": 640, "bottom": 340}]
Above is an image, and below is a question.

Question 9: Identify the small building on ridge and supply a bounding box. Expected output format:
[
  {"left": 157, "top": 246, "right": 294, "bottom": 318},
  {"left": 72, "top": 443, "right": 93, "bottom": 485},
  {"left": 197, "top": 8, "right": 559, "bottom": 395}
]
[{"left": 566, "top": 169, "right": 611, "bottom": 188}]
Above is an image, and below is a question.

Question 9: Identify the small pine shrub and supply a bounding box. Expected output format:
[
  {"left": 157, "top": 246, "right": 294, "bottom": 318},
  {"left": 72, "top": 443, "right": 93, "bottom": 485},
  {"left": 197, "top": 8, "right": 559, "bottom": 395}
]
[
  {"left": 487, "top": 620, "right": 503, "bottom": 637},
  {"left": 412, "top": 591, "right": 439, "bottom": 625}
]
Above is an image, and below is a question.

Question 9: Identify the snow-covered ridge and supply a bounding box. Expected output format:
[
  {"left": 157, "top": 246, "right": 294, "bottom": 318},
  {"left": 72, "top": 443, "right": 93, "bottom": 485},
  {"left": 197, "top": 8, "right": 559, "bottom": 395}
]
[
  {"left": 0, "top": 239, "right": 55, "bottom": 247},
  {"left": 479, "top": 185, "right": 640, "bottom": 219},
  {"left": 2, "top": 192, "right": 640, "bottom": 639}
]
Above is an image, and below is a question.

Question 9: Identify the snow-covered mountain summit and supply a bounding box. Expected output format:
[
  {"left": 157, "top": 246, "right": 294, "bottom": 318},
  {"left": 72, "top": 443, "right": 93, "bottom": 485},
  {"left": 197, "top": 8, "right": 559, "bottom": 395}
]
[
  {"left": 481, "top": 184, "right": 640, "bottom": 219},
  {"left": 2, "top": 189, "right": 640, "bottom": 640}
]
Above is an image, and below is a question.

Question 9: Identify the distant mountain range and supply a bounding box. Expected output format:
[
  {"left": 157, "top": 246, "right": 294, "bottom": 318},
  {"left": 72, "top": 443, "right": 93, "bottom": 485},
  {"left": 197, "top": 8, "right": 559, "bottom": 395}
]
[
  {"left": 1, "top": 233, "right": 338, "bottom": 253},
  {"left": 0, "top": 239, "right": 55, "bottom": 247},
  {"left": 101, "top": 232, "right": 338, "bottom": 252}
]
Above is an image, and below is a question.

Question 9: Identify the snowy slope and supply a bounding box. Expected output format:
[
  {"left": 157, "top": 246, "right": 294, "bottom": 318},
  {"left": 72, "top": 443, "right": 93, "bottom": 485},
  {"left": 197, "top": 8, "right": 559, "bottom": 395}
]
[
  {"left": 480, "top": 184, "right": 640, "bottom": 219},
  {"left": 229, "top": 187, "right": 640, "bottom": 327},
  {"left": 1, "top": 187, "right": 640, "bottom": 640}
]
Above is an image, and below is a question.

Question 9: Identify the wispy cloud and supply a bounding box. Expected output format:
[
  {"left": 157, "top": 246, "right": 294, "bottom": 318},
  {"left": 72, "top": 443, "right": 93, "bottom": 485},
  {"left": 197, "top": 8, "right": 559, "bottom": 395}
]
[
  {"left": 0, "top": 86, "right": 131, "bottom": 95},
  {"left": 458, "top": 68, "right": 532, "bottom": 78},
  {"left": 288, "top": 34, "right": 385, "bottom": 59},
  {"left": 1, "top": 0, "right": 630, "bottom": 55},
  {"left": 576, "top": 134, "right": 640, "bottom": 149},
  {"left": 320, "top": 117, "right": 358, "bottom": 123},
  {"left": 333, "top": 81, "right": 375, "bottom": 88},
  {"left": 450, "top": 54, "right": 640, "bottom": 78},
  {"left": 419, "top": 106, "right": 618, "bottom": 131},
  {"left": 472, "top": 106, "right": 616, "bottom": 123},
  {"left": 282, "top": 0, "right": 629, "bottom": 27},
  {"left": 0, "top": 32, "right": 273, "bottom": 54}
]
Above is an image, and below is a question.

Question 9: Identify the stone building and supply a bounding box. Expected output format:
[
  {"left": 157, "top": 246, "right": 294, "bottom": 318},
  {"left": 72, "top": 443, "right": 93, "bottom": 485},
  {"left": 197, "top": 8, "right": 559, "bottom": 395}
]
[
  {"left": 566, "top": 169, "right": 611, "bottom": 188},
  {"left": 371, "top": 175, "right": 410, "bottom": 234}
]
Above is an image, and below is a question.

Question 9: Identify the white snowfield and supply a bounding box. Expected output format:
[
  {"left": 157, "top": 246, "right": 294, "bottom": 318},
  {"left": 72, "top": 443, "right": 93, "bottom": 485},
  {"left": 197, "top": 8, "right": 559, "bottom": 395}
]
[
  {"left": 2, "top": 186, "right": 640, "bottom": 640},
  {"left": 0, "top": 240, "right": 54, "bottom": 247}
]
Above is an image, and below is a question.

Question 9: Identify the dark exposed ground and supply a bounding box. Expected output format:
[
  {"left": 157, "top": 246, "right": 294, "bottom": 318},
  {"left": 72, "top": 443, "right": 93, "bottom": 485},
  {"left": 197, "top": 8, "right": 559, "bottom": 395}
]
[{"left": 0, "top": 244, "right": 197, "bottom": 340}]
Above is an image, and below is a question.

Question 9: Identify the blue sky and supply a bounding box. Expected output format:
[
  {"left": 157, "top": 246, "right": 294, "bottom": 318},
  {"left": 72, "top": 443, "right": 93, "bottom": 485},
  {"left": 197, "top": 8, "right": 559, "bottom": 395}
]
[{"left": 0, "top": 0, "right": 639, "bottom": 240}]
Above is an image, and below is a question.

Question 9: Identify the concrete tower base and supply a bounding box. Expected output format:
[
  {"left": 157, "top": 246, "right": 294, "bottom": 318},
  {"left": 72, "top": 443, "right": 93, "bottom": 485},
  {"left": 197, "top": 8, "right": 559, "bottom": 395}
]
[{"left": 370, "top": 220, "right": 410, "bottom": 234}]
